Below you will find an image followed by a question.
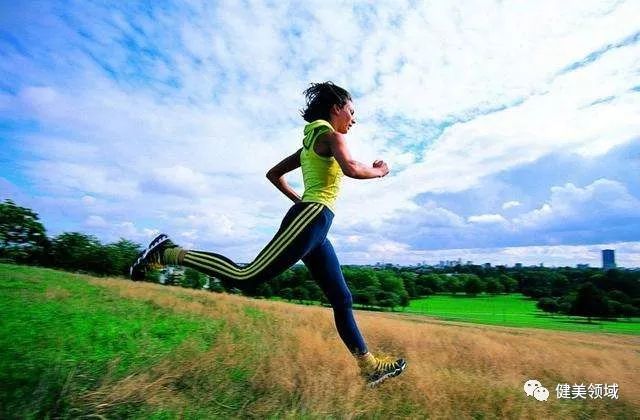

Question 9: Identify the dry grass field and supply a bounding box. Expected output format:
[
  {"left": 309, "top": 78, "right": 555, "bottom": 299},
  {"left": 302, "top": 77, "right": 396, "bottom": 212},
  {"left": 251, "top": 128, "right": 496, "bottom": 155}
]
[{"left": 81, "top": 277, "right": 640, "bottom": 419}]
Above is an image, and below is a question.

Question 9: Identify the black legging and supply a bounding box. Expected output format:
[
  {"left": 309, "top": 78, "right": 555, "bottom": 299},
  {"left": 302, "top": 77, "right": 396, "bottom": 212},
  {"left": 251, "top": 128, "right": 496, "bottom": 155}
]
[{"left": 181, "top": 202, "right": 368, "bottom": 354}]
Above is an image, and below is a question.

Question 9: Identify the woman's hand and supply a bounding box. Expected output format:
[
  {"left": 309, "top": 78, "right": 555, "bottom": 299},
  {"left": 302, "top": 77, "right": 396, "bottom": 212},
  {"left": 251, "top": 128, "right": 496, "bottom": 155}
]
[
  {"left": 372, "top": 160, "right": 389, "bottom": 177},
  {"left": 267, "top": 149, "right": 303, "bottom": 202}
]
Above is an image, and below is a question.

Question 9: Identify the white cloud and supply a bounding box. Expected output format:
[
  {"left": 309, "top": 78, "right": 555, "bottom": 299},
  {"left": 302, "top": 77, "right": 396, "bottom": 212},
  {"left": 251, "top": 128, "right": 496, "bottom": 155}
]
[
  {"left": 468, "top": 214, "right": 508, "bottom": 225},
  {"left": 84, "top": 215, "right": 107, "bottom": 228},
  {"left": 502, "top": 201, "right": 521, "bottom": 210},
  {"left": 368, "top": 239, "right": 410, "bottom": 255},
  {"left": 514, "top": 179, "right": 640, "bottom": 229},
  {"left": 2, "top": 1, "right": 640, "bottom": 266}
]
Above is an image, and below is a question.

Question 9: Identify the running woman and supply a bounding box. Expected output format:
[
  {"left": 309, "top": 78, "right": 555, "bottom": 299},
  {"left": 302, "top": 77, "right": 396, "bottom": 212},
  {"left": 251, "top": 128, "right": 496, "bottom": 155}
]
[{"left": 130, "top": 81, "right": 406, "bottom": 387}]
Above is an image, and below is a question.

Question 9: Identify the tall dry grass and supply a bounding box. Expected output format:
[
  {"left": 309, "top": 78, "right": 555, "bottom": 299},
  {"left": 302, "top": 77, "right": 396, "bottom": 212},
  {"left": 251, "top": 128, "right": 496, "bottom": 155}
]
[{"left": 83, "top": 277, "right": 640, "bottom": 419}]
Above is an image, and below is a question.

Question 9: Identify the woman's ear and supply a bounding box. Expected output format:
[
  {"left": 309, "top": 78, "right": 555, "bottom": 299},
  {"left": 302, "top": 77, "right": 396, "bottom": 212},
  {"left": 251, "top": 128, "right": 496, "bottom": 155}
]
[{"left": 330, "top": 103, "right": 340, "bottom": 116}]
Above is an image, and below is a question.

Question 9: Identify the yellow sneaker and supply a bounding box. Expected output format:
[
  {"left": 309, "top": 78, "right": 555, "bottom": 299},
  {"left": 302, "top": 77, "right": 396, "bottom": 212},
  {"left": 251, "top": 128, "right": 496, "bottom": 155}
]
[
  {"left": 129, "top": 234, "right": 178, "bottom": 280},
  {"left": 357, "top": 352, "right": 407, "bottom": 387}
]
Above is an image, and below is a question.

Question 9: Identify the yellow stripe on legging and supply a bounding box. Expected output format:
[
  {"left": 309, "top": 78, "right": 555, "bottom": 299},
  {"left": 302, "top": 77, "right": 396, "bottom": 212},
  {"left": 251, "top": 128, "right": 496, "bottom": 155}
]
[
  {"left": 188, "top": 203, "right": 320, "bottom": 275},
  {"left": 184, "top": 203, "right": 323, "bottom": 280},
  {"left": 184, "top": 203, "right": 322, "bottom": 280},
  {"left": 185, "top": 203, "right": 322, "bottom": 279}
]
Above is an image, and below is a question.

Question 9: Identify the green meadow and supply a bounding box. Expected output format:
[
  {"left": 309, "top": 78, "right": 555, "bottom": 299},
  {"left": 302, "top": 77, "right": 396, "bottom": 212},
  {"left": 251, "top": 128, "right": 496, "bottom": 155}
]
[
  {"left": 404, "top": 293, "right": 640, "bottom": 334},
  {"left": 1, "top": 264, "right": 639, "bottom": 419},
  {"left": 0, "top": 264, "right": 228, "bottom": 418}
]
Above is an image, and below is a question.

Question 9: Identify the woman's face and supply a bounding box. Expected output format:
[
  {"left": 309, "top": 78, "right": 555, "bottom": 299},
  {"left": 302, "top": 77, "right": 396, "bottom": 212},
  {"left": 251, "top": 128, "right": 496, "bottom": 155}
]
[{"left": 332, "top": 100, "right": 356, "bottom": 134}]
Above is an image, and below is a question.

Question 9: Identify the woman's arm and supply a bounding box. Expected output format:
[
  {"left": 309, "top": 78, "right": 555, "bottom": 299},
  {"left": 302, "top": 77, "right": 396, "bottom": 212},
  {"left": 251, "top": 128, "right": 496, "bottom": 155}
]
[
  {"left": 325, "top": 132, "right": 389, "bottom": 179},
  {"left": 266, "top": 148, "right": 303, "bottom": 203}
]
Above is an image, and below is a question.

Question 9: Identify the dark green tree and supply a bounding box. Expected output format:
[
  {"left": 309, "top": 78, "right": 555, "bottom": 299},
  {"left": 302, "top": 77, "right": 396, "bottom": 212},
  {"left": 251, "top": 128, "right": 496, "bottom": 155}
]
[
  {"left": 375, "top": 290, "right": 400, "bottom": 310},
  {"left": 537, "top": 297, "right": 560, "bottom": 313},
  {"left": 256, "top": 283, "right": 273, "bottom": 298},
  {"left": 518, "top": 270, "right": 552, "bottom": 298},
  {"left": 0, "top": 199, "right": 49, "bottom": 264},
  {"left": 303, "top": 280, "right": 323, "bottom": 302},
  {"left": 416, "top": 273, "right": 444, "bottom": 295},
  {"left": 281, "top": 287, "right": 294, "bottom": 301},
  {"left": 105, "top": 238, "right": 141, "bottom": 276},
  {"left": 463, "top": 274, "right": 485, "bottom": 296},
  {"left": 570, "top": 282, "right": 609, "bottom": 322},
  {"left": 292, "top": 286, "right": 310, "bottom": 303},
  {"left": 51, "top": 232, "right": 109, "bottom": 274},
  {"left": 445, "top": 275, "right": 464, "bottom": 294},
  {"left": 485, "top": 277, "right": 505, "bottom": 294},
  {"left": 499, "top": 274, "right": 519, "bottom": 293}
]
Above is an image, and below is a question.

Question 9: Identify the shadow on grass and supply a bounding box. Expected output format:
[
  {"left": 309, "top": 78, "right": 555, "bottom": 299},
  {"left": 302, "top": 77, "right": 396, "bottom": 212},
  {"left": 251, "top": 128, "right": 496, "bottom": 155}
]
[{"left": 533, "top": 312, "right": 638, "bottom": 324}]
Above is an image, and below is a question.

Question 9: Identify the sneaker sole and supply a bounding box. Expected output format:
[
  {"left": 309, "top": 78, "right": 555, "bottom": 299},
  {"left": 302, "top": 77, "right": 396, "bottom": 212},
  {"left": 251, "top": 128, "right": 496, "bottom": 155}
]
[
  {"left": 129, "top": 234, "right": 169, "bottom": 278},
  {"left": 367, "top": 361, "right": 407, "bottom": 388},
  {"left": 141, "top": 234, "right": 169, "bottom": 260}
]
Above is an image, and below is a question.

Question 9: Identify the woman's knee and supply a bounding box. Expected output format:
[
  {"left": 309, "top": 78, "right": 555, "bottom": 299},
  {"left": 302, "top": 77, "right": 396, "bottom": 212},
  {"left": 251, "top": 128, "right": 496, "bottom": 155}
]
[{"left": 329, "top": 289, "right": 353, "bottom": 310}]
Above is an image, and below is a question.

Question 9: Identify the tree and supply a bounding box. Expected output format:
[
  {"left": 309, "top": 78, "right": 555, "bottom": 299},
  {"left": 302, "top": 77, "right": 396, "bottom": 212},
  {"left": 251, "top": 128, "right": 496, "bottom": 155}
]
[
  {"left": 445, "top": 275, "right": 464, "bottom": 294},
  {"left": 105, "top": 238, "right": 141, "bottom": 276},
  {"left": 537, "top": 297, "right": 560, "bottom": 313},
  {"left": 51, "top": 232, "right": 109, "bottom": 274},
  {"left": 518, "top": 271, "right": 553, "bottom": 298},
  {"left": 256, "top": 283, "right": 273, "bottom": 298},
  {"left": 292, "top": 286, "right": 309, "bottom": 303},
  {"left": 400, "top": 272, "right": 418, "bottom": 297},
  {"left": 375, "top": 290, "right": 400, "bottom": 310},
  {"left": 499, "top": 274, "right": 519, "bottom": 293},
  {"left": 485, "top": 277, "right": 505, "bottom": 294},
  {"left": 550, "top": 273, "right": 570, "bottom": 296},
  {"left": 303, "top": 280, "right": 323, "bottom": 302},
  {"left": 463, "top": 274, "right": 485, "bottom": 296},
  {"left": 0, "top": 199, "right": 49, "bottom": 264},
  {"left": 357, "top": 285, "right": 379, "bottom": 307},
  {"left": 570, "top": 282, "right": 609, "bottom": 322},
  {"left": 416, "top": 273, "right": 444, "bottom": 295},
  {"left": 281, "top": 287, "right": 294, "bottom": 301}
]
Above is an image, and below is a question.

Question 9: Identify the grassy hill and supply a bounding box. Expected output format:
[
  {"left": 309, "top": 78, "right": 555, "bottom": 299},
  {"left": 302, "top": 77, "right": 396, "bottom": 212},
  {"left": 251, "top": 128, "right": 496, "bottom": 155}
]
[{"left": 1, "top": 264, "right": 638, "bottom": 419}]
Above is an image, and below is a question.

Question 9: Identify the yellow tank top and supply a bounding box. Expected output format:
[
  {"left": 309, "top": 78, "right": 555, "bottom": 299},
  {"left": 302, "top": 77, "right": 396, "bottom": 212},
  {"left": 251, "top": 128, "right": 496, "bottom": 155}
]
[{"left": 300, "top": 119, "right": 343, "bottom": 211}]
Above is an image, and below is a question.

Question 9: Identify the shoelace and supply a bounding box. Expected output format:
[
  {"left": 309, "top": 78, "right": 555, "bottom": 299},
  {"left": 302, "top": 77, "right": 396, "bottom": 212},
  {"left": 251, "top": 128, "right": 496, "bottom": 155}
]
[
  {"left": 149, "top": 240, "right": 177, "bottom": 266},
  {"left": 373, "top": 355, "right": 398, "bottom": 371}
]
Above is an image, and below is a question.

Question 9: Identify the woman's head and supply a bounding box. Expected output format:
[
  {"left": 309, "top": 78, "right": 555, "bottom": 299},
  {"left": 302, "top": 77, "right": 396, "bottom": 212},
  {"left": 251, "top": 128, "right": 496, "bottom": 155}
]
[{"left": 301, "top": 81, "right": 355, "bottom": 133}]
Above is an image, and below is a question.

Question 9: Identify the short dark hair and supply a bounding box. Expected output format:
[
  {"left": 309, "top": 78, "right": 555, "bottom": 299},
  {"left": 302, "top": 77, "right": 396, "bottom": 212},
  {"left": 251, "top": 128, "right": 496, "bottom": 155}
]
[{"left": 301, "top": 81, "right": 352, "bottom": 122}]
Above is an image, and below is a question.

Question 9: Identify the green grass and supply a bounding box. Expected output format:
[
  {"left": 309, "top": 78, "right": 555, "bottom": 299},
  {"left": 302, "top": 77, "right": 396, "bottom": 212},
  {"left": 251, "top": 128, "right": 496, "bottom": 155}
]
[
  {"left": 1, "top": 264, "right": 638, "bottom": 418},
  {"left": 405, "top": 293, "right": 640, "bottom": 334},
  {"left": 0, "top": 264, "right": 227, "bottom": 419}
]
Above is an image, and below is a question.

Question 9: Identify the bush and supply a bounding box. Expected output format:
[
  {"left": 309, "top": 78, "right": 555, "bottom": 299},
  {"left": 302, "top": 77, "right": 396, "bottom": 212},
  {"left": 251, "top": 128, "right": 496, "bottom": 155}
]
[{"left": 537, "top": 297, "right": 559, "bottom": 313}]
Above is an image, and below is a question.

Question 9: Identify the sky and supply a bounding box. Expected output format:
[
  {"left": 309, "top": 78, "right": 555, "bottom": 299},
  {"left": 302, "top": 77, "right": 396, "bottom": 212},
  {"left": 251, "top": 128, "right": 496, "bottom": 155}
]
[{"left": 1, "top": 0, "right": 639, "bottom": 268}]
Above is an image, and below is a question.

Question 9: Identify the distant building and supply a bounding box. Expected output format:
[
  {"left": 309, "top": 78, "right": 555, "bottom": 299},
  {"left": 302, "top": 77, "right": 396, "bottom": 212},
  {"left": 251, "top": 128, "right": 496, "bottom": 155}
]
[
  {"left": 576, "top": 264, "right": 590, "bottom": 269},
  {"left": 602, "top": 249, "right": 616, "bottom": 270},
  {"left": 514, "top": 263, "right": 523, "bottom": 269},
  {"left": 483, "top": 263, "right": 491, "bottom": 269}
]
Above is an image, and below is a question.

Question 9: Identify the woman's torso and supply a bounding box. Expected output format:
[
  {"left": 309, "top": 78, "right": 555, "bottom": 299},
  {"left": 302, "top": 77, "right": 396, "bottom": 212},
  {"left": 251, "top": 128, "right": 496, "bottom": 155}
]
[{"left": 300, "top": 119, "right": 343, "bottom": 212}]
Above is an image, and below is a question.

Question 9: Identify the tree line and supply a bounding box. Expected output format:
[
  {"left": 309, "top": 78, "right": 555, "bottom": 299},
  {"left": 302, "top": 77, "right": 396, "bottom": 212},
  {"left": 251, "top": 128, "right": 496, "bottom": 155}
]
[{"left": 2, "top": 198, "right": 639, "bottom": 317}]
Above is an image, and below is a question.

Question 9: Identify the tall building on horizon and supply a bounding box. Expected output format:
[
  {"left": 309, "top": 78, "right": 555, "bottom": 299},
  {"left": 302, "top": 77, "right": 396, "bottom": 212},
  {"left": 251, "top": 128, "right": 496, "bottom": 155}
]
[{"left": 602, "top": 249, "right": 616, "bottom": 270}]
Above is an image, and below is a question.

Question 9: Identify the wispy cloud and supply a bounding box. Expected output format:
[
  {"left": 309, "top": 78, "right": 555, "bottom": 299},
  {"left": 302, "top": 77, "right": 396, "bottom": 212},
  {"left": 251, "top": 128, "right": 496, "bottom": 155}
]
[{"left": 1, "top": 0, "right": 638, "bottom": 266}]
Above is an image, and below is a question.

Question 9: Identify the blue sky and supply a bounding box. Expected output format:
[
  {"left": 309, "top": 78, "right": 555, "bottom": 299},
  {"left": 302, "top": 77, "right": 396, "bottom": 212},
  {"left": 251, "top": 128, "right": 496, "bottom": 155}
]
[{"left": 1, "top": 0, "right": 639, "bottom": 267}]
